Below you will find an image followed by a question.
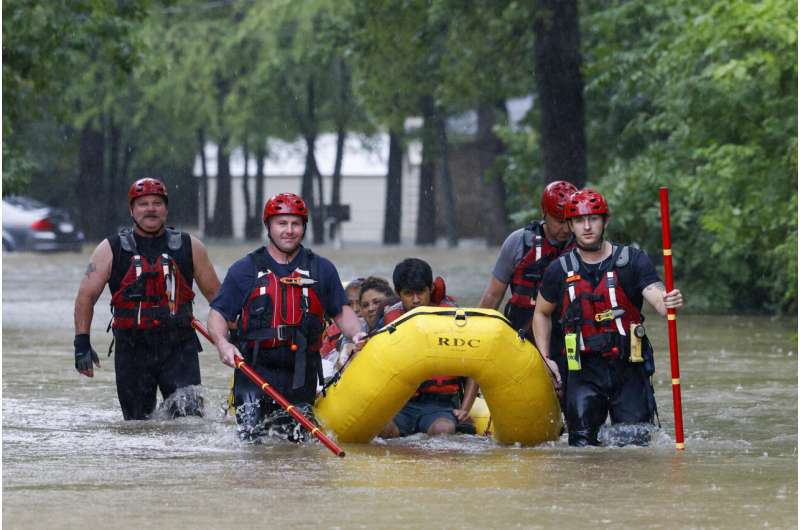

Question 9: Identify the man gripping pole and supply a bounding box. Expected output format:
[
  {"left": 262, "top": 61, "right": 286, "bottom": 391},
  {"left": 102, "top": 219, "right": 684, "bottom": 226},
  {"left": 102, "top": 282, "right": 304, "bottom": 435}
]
[{"left": 192, "top": 318, "right": 345, "bottom": 457}]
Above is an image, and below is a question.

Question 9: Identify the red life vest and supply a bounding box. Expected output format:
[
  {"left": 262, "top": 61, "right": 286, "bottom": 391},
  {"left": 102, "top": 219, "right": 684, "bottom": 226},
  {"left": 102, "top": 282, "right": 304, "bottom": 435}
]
[
  {"left": 558, "top": 246, "right": 642, "bottom": 359},
  {"left": 505, "top": 221, "right": 574, "bottom": 331},
  {"left": 415, "top": 376, "right": 462, "bottom": 396},
  {"left": 383, "top": 279, "right": 462, "bottom": 397},
  {"left": 237, "top": 248, "right": 326, "bottom": 353},
  {"left": 110, "top": 229, "right": 194, "bottom": 330},
  {"left": 319, "top": 321, "right": 341, "bottom": 358}
]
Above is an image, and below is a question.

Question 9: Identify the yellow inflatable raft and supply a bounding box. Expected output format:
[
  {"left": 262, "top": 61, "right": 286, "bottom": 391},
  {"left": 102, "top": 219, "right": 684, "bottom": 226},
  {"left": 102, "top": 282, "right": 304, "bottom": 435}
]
[{"left": 314, "top": 307, "right": 562, "bottom": 446}]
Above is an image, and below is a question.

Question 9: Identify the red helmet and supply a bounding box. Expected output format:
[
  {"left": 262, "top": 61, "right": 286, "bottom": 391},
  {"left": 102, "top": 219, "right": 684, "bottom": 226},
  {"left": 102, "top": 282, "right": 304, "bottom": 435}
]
[
  {"left": 128, "top": 178, "right": 168, "bottom": 205},
  {"left": 564, "top": 189, "right": 609, "bottom": 219},
  {"left": 263, "top": 193, "right": 309, "bottom": 223},
  {"left": 541, "top": 180, "right": 578, "bottom": 220}
]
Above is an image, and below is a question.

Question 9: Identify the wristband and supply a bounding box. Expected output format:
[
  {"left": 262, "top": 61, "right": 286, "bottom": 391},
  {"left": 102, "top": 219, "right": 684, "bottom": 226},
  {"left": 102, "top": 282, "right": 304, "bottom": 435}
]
[{"left": 74, "top": 333, "right": 91, "bottom": 352}]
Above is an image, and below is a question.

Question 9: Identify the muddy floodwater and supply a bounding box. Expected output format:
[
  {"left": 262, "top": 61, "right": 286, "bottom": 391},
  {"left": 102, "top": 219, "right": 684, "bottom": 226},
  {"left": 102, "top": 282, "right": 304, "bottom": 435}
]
[{"left": 3, "top": 243, "right": 797, "bottom": 529}]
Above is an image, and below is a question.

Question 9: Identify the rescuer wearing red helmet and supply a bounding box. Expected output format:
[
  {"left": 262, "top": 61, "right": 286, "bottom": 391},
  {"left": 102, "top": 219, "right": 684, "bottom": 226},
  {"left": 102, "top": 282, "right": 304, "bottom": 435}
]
[
  {"left": 532, "top": 188, "right": 684, "bottom": 446},
  {"left": 479, "top": 180, "right": 578, "bottom": 390},
  {"left": 72, "top": 178, "right": 221, "bottom": 420},
  {"left": 206, "top": 192, "right": 366, "bottom": 442}
]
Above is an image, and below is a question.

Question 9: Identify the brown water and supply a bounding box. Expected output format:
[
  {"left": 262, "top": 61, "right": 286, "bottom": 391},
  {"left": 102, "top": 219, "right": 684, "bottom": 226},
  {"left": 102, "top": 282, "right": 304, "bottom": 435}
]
[{"left": 3, "top": 243, "right": 797, "bottom": 529}]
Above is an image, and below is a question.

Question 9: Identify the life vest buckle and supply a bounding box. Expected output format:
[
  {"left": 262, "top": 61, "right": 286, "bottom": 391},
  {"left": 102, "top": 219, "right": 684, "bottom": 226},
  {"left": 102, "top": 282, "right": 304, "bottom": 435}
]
[
  {"left": 594, "top": 308, "right": 625, "bottom": 322},
  {"left": 275, "top": 324, "right": 291, "bottom": 341}
]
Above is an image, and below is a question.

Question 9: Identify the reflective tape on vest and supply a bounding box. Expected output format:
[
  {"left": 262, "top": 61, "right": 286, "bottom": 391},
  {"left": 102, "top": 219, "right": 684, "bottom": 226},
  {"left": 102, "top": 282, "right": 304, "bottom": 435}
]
[
  {"left": 606, "top": 271, "right": 627, "bottom": 336},
  {"left": 566, "top": 269, "right": 585, "bottom": 351}
]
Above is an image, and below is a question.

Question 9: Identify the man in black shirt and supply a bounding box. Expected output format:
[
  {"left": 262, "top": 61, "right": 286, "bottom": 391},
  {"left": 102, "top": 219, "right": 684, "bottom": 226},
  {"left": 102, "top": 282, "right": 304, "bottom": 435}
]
[{"left": 533, "top": 189, "right": 683, "bottom": 446}]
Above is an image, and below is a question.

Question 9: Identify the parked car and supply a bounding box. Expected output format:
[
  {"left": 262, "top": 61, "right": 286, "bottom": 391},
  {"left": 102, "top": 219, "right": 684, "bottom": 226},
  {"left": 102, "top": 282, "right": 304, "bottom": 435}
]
[{"left": 2, "top": 196, "right": 85, "bottom": 252}]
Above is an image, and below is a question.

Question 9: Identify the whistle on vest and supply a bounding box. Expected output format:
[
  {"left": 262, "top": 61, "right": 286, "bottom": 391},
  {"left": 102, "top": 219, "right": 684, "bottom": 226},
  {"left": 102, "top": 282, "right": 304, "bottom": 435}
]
[
  {"left": 629, "top": 323, "right": 645, "bottom": 363},
  {"left": 280, "top": 277, "right": 317, "bottom": 286},
  {"left": 565, "top": 333, "right": 581, "bottom": 371},
  {"left": 594, "top": 308, "right": 625, "bottom": 322}
]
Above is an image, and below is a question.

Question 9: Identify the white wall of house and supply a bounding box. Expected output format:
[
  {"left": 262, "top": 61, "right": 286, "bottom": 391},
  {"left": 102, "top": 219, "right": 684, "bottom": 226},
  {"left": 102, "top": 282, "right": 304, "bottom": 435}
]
[{"left": 194, "top": 133, "right": 421, "bottom": 244}]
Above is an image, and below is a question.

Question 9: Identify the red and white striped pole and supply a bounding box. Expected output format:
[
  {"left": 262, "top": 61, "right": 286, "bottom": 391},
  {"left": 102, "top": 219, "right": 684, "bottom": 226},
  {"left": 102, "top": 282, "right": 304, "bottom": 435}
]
[{"left": 659, "top": 187, "right": 685, "bottom": 450}]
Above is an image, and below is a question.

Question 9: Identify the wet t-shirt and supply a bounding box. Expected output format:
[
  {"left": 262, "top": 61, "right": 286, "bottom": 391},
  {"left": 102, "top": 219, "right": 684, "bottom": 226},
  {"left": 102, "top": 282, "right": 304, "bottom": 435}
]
[
  {"left": 538, "top": 244, "right": 661, "bottom": 311},
  {"left": 210, "top": 246, "right": 348, "bottom": 322}
]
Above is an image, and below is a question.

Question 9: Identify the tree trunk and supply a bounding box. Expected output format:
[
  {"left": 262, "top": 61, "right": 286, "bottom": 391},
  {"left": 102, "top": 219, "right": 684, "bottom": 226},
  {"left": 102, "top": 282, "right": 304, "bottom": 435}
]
[
  {"left": 416, "top": 95, "right": 437, "bottom": 245},
  {"left": 120, "top": 142, "right": 134, "bottom": 198},
  {"left": 300, "top": 77, "right": 325, "bottom": 245},
  {"left": 208, "top": 135, "right": 233, "bottom": 238},
  {"left": 78, "top": 120, "right": 105, "bottom": 240},
  {"left": 302, "top": 134, "right": 324, "bottom": 244},
  {"left": 533, "top": 0, "right": 587, "bottom": 187},
  {"left": 241, "top": 135, "right": 258, "bottom": 240},
  {"left": 250, "top": 138, "right": 266, "bottom": 240},
  {"left": 314, "top": 147, "right": 325, "bottom": 245},
  {"left": 328, "top": 126, "right": 345, "bottom": 240},
  {"left": 477, "top": 102, "right": 510, "bottom": 246},
  {"left": 383, "top": 129, "right": 403, "bottom": 244},
  {"left": 106, "top": 113, "right": 122, "bottom": 232},
  {"left": 434, "top": 109, "right": 458, "bottom": 248},
  {"left": 196, "top": 128, "right": 210, "bottom": 233}
]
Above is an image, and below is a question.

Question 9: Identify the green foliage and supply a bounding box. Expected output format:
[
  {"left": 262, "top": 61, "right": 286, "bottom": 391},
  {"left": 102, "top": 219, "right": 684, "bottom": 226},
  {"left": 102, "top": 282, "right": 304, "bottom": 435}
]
[
  {"left": 494, "top": 121, "right": 543, "bottom": 222},
  {"left": 3, "top": 0, "right": 149, "bottom": 196},
  {"left": 3, "top": 0, "right": 794, "bottom": 314},
  {"left": 583, "top": 0, "right": 797, "bottom": 313}
]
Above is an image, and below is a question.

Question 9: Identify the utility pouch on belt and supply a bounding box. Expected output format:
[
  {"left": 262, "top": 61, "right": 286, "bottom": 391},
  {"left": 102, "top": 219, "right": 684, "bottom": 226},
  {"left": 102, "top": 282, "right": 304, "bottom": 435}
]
[
  {"left": 565, "top": 333, "right": 581, "bottom": 371},
  {"left": 629, "top": 323, "right": 645, "bottom": 363}
]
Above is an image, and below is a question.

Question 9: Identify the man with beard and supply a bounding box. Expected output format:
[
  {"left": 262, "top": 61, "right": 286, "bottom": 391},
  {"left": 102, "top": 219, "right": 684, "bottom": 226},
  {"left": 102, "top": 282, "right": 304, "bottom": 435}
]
[
  {"left": 207, "top": 193, "right": 366, "bottom": 442},
  {"left": 73, "top": 177, "right": 221, "bottom": 420},
  {"left": 533, "top": 189, "right": 684, "bottom": 446}
]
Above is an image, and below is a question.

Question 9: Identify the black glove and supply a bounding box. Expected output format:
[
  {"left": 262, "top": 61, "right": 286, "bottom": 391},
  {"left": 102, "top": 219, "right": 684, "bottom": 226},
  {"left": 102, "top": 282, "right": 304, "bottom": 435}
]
[{"left": 74, "top": 333, "right": 100, "bottom": 377}]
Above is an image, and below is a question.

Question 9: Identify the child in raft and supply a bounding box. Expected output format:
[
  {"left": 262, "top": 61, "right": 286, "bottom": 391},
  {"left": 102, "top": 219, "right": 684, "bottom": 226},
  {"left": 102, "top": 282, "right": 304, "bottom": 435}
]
[{"left": 377, "top": 258, "right": 479, "bottom": 438}]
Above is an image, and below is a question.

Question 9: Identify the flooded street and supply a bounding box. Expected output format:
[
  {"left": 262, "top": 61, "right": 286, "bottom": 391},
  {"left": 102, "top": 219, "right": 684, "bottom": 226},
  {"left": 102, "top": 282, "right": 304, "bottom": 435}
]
[{"left": 3, "top": 243, "right": 797, "bottom": 529}]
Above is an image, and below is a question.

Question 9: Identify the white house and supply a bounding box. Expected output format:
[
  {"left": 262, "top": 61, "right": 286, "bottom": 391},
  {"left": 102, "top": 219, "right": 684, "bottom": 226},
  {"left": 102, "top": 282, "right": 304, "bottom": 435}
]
[
  {"left": 193, "top": 132, "right": 422, "bottom": 244},
  {"left": 193, "top": 97, "right": 533, "bottom": 244}
]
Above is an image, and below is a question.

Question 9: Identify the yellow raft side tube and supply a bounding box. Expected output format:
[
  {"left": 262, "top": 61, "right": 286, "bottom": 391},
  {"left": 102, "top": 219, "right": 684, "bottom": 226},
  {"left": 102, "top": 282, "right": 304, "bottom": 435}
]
[{"left": 314, "top": 307, "right": 563, "bottom": 446}]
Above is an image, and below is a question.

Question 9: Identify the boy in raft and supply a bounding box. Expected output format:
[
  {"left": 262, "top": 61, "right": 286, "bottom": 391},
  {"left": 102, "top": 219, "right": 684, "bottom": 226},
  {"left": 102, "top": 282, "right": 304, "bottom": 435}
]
[{"left": 378, "top": 258, "right": 479, "bottom": 438}]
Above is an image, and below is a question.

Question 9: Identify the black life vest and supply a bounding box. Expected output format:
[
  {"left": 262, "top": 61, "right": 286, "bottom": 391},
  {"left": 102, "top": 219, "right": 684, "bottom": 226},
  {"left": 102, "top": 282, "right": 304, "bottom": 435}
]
[
  {"left": 558, "top": 245, "right": 643, "bottom": 359},
  {"left": 504, "top": 221, "right": 574, "bottom": 330},
  {"left": 236, "top": 247, "right": 326, "bottom": 389},
  {"left": 110, "top": 228, "right": 194, "bottom": 330}
]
